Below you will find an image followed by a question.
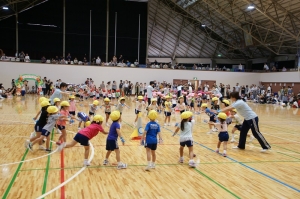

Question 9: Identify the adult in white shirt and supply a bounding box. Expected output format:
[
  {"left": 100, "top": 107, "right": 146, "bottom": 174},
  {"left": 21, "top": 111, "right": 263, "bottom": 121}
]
[
  {"left": 96, "top": 56, "right": 101, "bottom": 65},
  {"left": 235, "top": 83, "right": 240, "bottom": 93},
  {"left": 204, "top": 83, "right": 209, "bottom": 92},
  {"left": 263, "top": 63, "right": 269, "bottom": 71},
  {"left": 238, "top": 63, "right": 243, "bottom": 71},
  {"left": 221, "top": 92, "right": 271, "bottom": 152},
  {"left": 24, "top": 54, "right": 30, "bottom": 62},
  {"left": 177, "top": 84, "right": 183, "bottom": 97},
  {"left": 147, "top": 81, "right": 155, "bottom": 105}
]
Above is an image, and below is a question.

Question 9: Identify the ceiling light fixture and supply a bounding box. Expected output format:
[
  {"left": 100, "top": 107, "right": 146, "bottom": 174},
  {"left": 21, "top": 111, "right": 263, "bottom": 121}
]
[
  {"left": 247, "top": 4, "right": 255, "bottom": 10},
  {"left": 201, "top": 24, "right": 206, "bottom": 27},
  {"left": 2, "top": 6, "right": 9, "bottom": 10}
]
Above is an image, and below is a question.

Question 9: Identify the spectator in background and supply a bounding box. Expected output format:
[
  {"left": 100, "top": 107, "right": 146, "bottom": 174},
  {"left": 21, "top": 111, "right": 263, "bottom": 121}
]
[
  {"left": 134, "top": 59, "right": 139, "bottom": 67},
  {"left": 163, "top": 63, "right": 168, "bottom": 69},
  {"left": 0, "top": 53, "right": 8, "bottom": 61},
  {"left": 193, "top": 64, "right": 197, "bottom": 70},
  {"left": 271, "top": 66, "right": 277, "bottom": 71},
  {"left": 66, "top": 53, "right": 71, "bottom": 63},
  {"left": 282, "top": 66, "right": 287, "bottom": 72},
  {"left": 19, "top": 51, "right": 25, "bottom": 62},
  {"left": 112, "top": 56, "right": 117, "bottom": 66},
  {"left": 126, "top": 60, "right": 131, "bottom": 67},
  {"left": 83, "top": 57, "right": 87, "bottom": 65},
  {"left": 96, "top": 56, "right": 101, "bottom": 65},
  {"left": 24, "top": 53, "right": 30, "bottom": 62},
  {"left": 222, "top": 66, "right": 226, "bottom": 71},
  {"left": 92, "top": 57, "right": 96, "bottom": 65},
  {"left": 118, "top": 55, "right": 123, "bottom": 63},
  {"left": 74, "top": 57, "right": 78, "bottom": 64},
  {"left": 238, "top": 63, "right": 243, "bottom": 71},
  {"left": 263, "top": 63, "right": 269, "bottom": 71},
  {"left": 146, "top": 59, "right": 151, "bottom": 68},
  {"left": 41, "top": 56, "right": 46, "bottom": 63}
]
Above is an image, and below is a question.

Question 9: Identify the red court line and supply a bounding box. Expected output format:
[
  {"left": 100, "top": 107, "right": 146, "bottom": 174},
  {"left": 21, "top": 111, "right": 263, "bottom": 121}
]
[{"left": 60, "top": 149, "right": 65, "bottom": 199}]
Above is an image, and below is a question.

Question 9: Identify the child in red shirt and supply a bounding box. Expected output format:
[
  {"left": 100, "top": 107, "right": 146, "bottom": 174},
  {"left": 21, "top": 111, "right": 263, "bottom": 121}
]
[{"left": 58, "top": 114, "right": 108, "bottom": 166}]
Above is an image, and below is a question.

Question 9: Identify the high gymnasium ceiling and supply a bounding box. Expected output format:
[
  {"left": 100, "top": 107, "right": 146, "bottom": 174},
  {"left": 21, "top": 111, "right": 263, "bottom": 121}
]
[{"left": 148, "top": 0, "right": 300, "bottom": 59}]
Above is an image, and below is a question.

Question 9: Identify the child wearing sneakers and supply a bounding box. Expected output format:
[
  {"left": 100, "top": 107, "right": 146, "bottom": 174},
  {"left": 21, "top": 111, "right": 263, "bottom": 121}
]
[
  {"left": 89, "top": 100, "right": 100, "bottom": 117},
  {"left": 103, "top": 111, "right": 127, "bottom": 169},
  {"left": 134, "top": 96, "right": 146, "bottom": 126},
  {"left": 200, "top": 103, "right": 217, "bottom": 134},
  {"left": 172, "top": 111, "right": 196, "bottom": 167},
  {"left": 164, "top": 96, "right": 172, "bottom": 126},
  {"left": 27, "top": 106, "right": 67, "bottom": 152},
  {"left": 210, "top": 112, "right": 229, "bottom": 157},
  {"left": 77, "top": 112, "right": 90, "bottom": 129},
  {"left": 141, "top": 110, "right": 162, "bottom": 171},
  {"left": 58, "top": 115, "right": 107, "bottom": 166},
  {"left": 230, "top": 109, "right": 254, "bottom": 143}
]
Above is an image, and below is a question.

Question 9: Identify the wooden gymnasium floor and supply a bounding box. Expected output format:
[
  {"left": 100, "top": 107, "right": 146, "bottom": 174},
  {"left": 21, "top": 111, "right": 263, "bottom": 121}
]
[{"left": 0, "top": 95, "right": 300, "bottom": 199}]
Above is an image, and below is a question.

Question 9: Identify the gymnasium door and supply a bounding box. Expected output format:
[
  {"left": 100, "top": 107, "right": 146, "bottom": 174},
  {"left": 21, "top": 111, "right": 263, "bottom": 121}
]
[
  {"left": 201, "top": 80, "right": 216, "bottom": 90},
  {"left": 173, "top": 79, "right": 188, "bottom": 85}
]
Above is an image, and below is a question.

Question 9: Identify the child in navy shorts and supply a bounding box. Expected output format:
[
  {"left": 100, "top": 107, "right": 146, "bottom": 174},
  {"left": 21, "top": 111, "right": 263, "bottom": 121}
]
[
  {"left": 103, "top": 111, "right": 127, "bottom": 170},
  {"left": 58, "top": 115, "right": 107, "bottom": 166},
  {"left": 27, "top": 106, "right": 67, "bottom": 152},
  {"left": 141, "top": 110, "right": 162, "bottom": 171},
  {"left": 172, "top": 111, "right": 196, "bottom": 167},
  {"left": 209, "top": 112, "right": 229, "bottom": 157}
]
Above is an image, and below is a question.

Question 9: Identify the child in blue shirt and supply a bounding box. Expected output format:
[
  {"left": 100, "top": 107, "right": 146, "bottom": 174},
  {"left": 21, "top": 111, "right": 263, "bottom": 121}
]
[
  {"left": 141, "top": 110, "right": 162, "bottom": 171},
  {"left": 200, "top": 103, "right": 218, "bottom": 134},
  {"left": 103, "top": 111, "right": 127, "bottom": 170}
]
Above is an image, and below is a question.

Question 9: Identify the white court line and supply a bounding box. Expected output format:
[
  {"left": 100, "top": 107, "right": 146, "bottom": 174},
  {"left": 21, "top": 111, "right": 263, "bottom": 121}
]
[
  {"left": 36, "top": 139, "right": 95, "bottom": 199},
  {"left": 0, "top": 140, "right": 58, "bottom": 167}
]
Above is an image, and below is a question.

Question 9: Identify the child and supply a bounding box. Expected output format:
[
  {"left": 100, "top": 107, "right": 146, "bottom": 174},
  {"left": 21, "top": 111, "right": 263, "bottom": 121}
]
[
  {"left": 141, "top": 110, "right": 162, "bottom": 171},
  {"left": 164, "top": 96, "right": 172, "bottom": 126},
  {"left": 171, "top": 95, "right": 177, "bottom": 113},
  {"left": 56, "top": 101, "right": 76, "bottom": 145},
  {"left": 69, "top": 95, "right": 76, "bottom": 116},
  {"left": 176, "top": 96, "right": 186, "bottom": 114},
  {"left": 103, "top": 98, "right": 115, "bottom": 126},
  {"left": 53, "top": 98, "right": 61, "bottom": 109},
  {"left": 147, "top": 98, "right": 158, "bottom": 112},
  {"left": 172, "top": 111, "right": 196, "bottom": 167},
  {"left": 58, "top": 115, "right": 108, "bottom": 166},
  {"left": 115, "top": 97, "right": 129, "bottom": 125},
  {"left": 134, "top": 96, "right": 145, "bottom": 126},
  {"left": 200, "top": 103, "right": 217, "bottom": 134},
  {"left": 77, "top": 112, "right": 90, "bottom": 130},
  {"left": 27, "top": 106, "right": 67, "bottom": 152},
  {"left": 230, "top": 109, "right": 254, "bottom": 143},
  {"left": 211, "top": 97, "right": 220, "bottom": 111},
  {"left": 103, "top": 111, "right": 127, "bottom": 169},
  {"left": 210, "top": 112, "right": 229, "bottom": 157},
  {"left": 26, "top": 100, "right": 50, "bottom": 149},
  {"left": 89, "top": 100, "right": 100, "bottom": 117}
]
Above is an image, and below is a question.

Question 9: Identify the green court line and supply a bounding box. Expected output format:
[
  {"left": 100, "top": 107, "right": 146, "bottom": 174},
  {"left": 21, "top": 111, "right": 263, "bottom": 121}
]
[
  {"left": 272, "top": 144, "right": 300, "bottom": 154},
  {"left": 41, "top": 129, "right": 54, "bottom": 197},
  {"left": 277, "top": 152, "right": 300, "bottom": 161},
  {"left": 194, "top": 168, "right": 241, "bottom": 199},
  {"left": 18, "top": 160, "right": 300, "bottom": 172},
  {"left": 2, "top": 149, "right": 29, "bottom": 199}
]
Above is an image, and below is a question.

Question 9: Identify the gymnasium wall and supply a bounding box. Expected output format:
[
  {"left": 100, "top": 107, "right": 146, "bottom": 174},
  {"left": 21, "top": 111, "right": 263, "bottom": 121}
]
[
  {"left": 259, "top": 72, "right": 300, "bottom": 83},
  {"left": 0, "top": 62, "right": 297, "bottom": 88}
]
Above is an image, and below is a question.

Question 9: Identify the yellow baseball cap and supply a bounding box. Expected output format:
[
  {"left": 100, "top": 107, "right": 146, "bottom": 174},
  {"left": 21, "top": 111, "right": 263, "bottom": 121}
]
[
  {"left": 181, "top": 111, "right": 193, "bottom": 119},
  {"left": 39, "top": 97, "right": 47, "bottom": 103},
  {"left": 201, "top": 103, "right": 208, "bottom": 108},
  {"left": 218, "top": 112, "right": 227, "bottom": 120},
  {"left": 148, "top": 110, "right": 158, "bottom": 120},
  {"left": 104, "top": 98, "right": 110, "bottom": 102},
  {"left": 110, "top": 111, "right": 121, "bottom": 121},
  {"left": 53, "top": 98, "right": 61, "bottom": 103},
  {"left": 85, "top": 121, "right": 91, "bottom": 127},
  {"left": 40, "top": 100, "right": 50, "bottom": 107},
  {"left": 70, "top": 95, "right": 75, "bottom": 99},
  {"left": 137, "top": 96, "right": 143, "bottom": 100},
  {"left": 93, "top": 115, "right": 104, "bottom": 122},
  {"left": 222, "top": 100, "right": 230, "bottom": 105},
  {"left": 212, "top": 97, "right": 218, "bottom": 101},
  {"left": 93, "top": 100, "right": 99, "bottom": 105},
  {"left": 231, "top": 109, "right": 237, "bottom": 112},
  {"left": 47, "top": 106, "right": 58, "bottom": 114},
  {"left": 60, "top": 101, "right": 70, "bottom": 107}
]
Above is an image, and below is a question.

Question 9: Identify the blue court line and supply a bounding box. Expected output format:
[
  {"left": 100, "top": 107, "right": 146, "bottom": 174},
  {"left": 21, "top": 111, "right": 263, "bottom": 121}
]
[{"left": 161, "top": 126, "right": 300, "bottom": 193}]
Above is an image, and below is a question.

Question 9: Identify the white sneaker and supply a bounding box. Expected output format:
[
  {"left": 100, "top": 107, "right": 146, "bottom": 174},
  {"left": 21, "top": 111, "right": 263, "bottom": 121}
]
[
  {"left": 164, "top": 123, "right": 167, "bottom": 126},
  {"left": 249, "top": 135, "right": 255, "bottom": 142},
  {"left": 179, "top": 158, "right": 184, "bottom": 163},
  {"left": 30, "top": 132, "right": 36, "bottom": 139},
  {"left": 151, "top": 163, "right": 156, "bottom": 169},
  {"left": 230, "top": 138, "right": 236, "bottom": 143},
  {"left": 24, "top": 140, "right": 29, "bottom": 148},
  {"left": 261, "top": 149, "right": 269, "bottom": 153},
  {"left": 106, "top": 123, "right": 110, "bottom": 127},
  {"left": 103, "top": 159, "right": 109, "bottom": 165},
  {"left": 167, "top": 123, "right": 171, "bottom": 126},
  {"left": 145, "top": 165, "right": 151, "bottom": 171},
  {"left": 83, "top": 160, "right": 90, "bottom": 166},
  {"left": 78, "top": 127, "right": 81, "bottom": 130},
  {"left": 188, "top": 160, "right": 196, "bottom": 168},
  {"left": 207, "top": 131, "right": 213, "bottom": 134},
  {"left": 39, "top": 145, "right": 46, "bottom": 150},
  {"left": 212, "top": 128, "right": 218, "bottom": 132},
  {"left": 56, "top": 129, "right": 62, "bottom": 134},
  {"left": 232, "top": 146, "right": 240, "bottom": 149},
  {"left": 117, "top": 162, "right": 127, "bottom": 169}
]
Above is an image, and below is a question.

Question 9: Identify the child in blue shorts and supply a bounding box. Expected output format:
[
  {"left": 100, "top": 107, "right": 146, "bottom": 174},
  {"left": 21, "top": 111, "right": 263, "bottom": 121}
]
[
  {"left": 27, "top": 106, "right": 67, "bottom": 152},
  {"left": 209, "top": 112, "right": 229, "bottom": 157},
  {"left": 103, "top": 111, "right": 127, "bottom": 170},
  {"left": 141, "top": 110, "right": 162, "bottom": 171}
]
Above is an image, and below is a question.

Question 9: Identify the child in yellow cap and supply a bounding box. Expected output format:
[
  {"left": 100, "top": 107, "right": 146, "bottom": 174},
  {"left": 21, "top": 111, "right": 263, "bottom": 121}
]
[
  {"left": 103, "top": 111, "right": 127, "bottom": 169},
  {"left": 141, "top": 110, "right": 162, "bottom": 171},
  {"left": 134, "top": 96, "right": 146, "bottom": 126},
  {"left": 164, "top": 96, "right": 172, "bottom": 126},
  {"left": 173, "top": 111, "right": 196, "bottom": 167}
]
